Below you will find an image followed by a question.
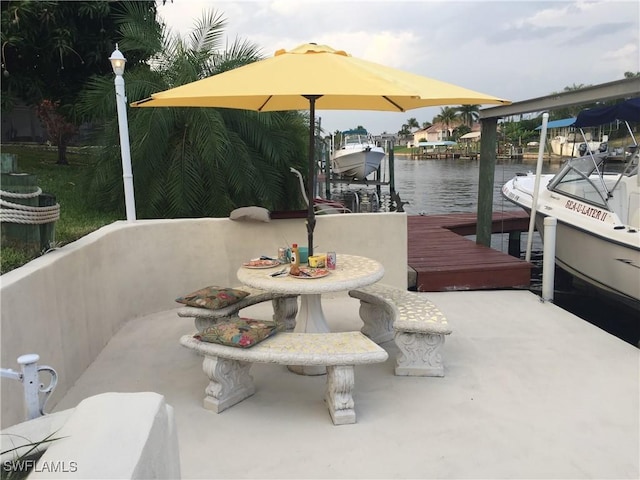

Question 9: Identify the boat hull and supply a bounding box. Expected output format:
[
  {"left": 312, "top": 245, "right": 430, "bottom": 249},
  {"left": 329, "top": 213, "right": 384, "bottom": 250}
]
[
  {"left": 550, "top": 137, "right": 602, "bottom": 157},
  {"left": 331, "top": 148, "right": 385, "bottom": 179},
  {"left": 537, "top": 212, "right": 639, "bottom": 304},
  {"left": 502, "top": 174, "right": 640, "bottom": 307}
]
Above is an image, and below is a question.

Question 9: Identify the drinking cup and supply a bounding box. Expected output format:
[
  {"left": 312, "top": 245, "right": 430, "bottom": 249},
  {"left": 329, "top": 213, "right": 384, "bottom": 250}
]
[{"left": 298, "top": 246, "right": 309, "bottom": 264}]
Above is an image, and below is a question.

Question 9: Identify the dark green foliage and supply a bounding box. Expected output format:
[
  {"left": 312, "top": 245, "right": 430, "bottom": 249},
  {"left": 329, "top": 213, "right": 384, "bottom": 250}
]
[
  {"left": 453, "top": 124, "right": 471, "bottom": 139},
  {"left": 0, "top": 0, "right": 160, "bottom": 114},
  {"left": 433, "top": 107, "right": 459, "bottom": 139},
  {"left": 501, "top": 118, "right": 539, "bottom": 146},
  {"left": 78, "top": 6, "right": 309, "bottom": 219},
  {"left": 457, "top": 104, "right": 480, "bottom": 127}
]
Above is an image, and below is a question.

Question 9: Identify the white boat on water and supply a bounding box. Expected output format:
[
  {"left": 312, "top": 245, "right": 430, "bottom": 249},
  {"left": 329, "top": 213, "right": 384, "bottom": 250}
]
[
  {"left": 502, "top": 98, "right": 640, "bottom": 308},
  {"left": 331, "top": 129, "right": 385, "bottom": 179},
  {"left": 550, "top": 131, "right": 603, "bottom": 157}
]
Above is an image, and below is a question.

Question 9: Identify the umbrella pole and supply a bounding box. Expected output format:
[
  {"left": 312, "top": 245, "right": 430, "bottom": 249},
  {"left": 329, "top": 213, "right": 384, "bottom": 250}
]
[{"left": 305, "top": 95, "right": 321, "bottom": 257}]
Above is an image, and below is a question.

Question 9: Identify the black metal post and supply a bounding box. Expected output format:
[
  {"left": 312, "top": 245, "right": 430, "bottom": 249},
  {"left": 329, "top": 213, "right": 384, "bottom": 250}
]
[
  {"left": 325, "top": 140, "right": 331, "bottom": 200},
  {"left": 304, "top": 95, "right": 321, "bottom": 257},
  {"left": 389, "top": 141, "right": 396, "bottom": 209}
]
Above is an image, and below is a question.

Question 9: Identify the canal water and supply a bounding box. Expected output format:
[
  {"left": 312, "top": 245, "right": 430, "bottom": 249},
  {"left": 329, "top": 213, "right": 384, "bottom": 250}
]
[{"left": 330, "top": 154, "right": 639, "bottom": 347}]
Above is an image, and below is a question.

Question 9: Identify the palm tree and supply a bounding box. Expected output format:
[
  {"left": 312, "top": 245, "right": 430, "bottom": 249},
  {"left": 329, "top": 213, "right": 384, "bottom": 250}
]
[
  {"left": 548, "top": 83, "right": 594, "bottom": 119},
  {"left": 432, "top": 107, "right": 459, "bottom": 140},
  {"left": 406, "top": 117, "right": 420, "bottom": 132},
  {"left": 456, "top": 104, "right": 480, "bottom": 127},
  {"left": 79, "top": 6, "right": 308, "bottom": 218}
]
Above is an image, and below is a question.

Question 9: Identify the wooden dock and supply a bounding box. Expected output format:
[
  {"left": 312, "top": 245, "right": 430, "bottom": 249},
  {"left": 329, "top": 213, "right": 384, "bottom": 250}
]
[{"left": 408, "top": 211, "right": 532, "bottom": 292}]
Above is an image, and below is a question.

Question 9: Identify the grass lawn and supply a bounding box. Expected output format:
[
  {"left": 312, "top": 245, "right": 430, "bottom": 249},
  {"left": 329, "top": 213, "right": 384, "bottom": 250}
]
[
  {"left": 1, "top": 145, "right": 121, "bottom": 274},
  {"left": 393, "top": 146, "right": 411, "bottom": 154}
]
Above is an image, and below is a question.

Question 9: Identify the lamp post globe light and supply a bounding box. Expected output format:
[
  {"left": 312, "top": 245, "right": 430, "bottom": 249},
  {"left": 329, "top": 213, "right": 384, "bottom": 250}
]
[{"left": 109, "top": 44, "right": 136, "bottom": 221}]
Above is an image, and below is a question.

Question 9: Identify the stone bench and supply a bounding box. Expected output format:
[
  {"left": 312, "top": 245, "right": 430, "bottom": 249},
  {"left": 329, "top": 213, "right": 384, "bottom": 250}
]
[
  {"left": 348, "top": 284, "right": 452, "bottom": 377},
  {"left": 177, "top": 286, "right": 299, "bottom": 332},
  {"left": 180, "top": 331, "right": 388, "bottom": 425}
]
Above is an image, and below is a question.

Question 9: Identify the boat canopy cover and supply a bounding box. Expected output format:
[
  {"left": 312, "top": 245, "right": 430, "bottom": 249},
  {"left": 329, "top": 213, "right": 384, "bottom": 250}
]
[
  {"left": 341, "top": 128, "right": 368, "bottom": 135},
  {"left": 572, "top": 97, "right": 640, "bottom": 127},
  {"left": 459, "top": 131, "right": 481, "bottom": 139},
  {"left": 535, "top": 117, "right": 576, "bottom": 130},
  {"left": 417, "top": 141, "right": 457, "bottom": 146}
]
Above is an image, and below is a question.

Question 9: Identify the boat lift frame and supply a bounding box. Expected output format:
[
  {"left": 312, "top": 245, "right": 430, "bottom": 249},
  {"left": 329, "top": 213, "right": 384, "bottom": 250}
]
[{"left": 318, "top": 137, "right": 405, "bottom": 212}]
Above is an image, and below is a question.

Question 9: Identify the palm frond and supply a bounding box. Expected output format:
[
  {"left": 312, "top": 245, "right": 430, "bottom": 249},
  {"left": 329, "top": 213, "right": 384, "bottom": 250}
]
[
  {"left": 112, "top": 2, "right": 163, "bottom": 58},
  {"left": 80, "top": 6, "right": 307, "bottom": 218},
  {"left": 188, "top": 9, "right": 227, "bottom": 55},
  {"left": 205, "top": 37, "right": 263, "bottom": 75}
]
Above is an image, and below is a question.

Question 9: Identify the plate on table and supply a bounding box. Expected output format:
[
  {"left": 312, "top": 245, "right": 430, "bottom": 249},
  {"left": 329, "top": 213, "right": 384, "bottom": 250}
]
[
  {"left": 242, "top": 259, "right": 281, "bottom": 269},
  {"left": 289, "top": 267, "right": 330, "bottom": 279}
]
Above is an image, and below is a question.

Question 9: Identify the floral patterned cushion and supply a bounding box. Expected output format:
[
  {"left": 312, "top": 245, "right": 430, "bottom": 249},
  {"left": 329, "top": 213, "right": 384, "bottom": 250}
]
[
  {"left": 175, "top": 286, "right": 250, "bottom": 310},
  {"left": 194, "top": 318, "right": 280, "bottom": 348}
]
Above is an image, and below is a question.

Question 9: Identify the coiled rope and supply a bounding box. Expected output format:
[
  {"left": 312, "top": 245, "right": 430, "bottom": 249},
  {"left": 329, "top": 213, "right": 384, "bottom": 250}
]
[{"left": 0, "top": 188, "right": 60, "bottom": 224}]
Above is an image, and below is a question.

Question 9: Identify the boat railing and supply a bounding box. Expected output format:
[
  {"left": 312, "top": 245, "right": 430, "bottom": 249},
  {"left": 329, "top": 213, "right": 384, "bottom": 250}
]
[
  {"left": 334, "top": 190, "right": 382, "bottom": 213},
  {"left": 313, "top": 198, "right": 352, "bottom": 214},
  {"left": 576, "top": 127, "right": 610, "bottom": 196},
  {"left": 550, "top": 143, "right": 639, "bottom": 213},
  {"left": 609, "top": 145, "right": 639, "bottom": 193}
]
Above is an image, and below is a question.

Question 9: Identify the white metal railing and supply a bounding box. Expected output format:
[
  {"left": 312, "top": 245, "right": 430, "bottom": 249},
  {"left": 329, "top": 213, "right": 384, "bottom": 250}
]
[{"left": 1, "top": 354, "right": 58, "bottom": 420}]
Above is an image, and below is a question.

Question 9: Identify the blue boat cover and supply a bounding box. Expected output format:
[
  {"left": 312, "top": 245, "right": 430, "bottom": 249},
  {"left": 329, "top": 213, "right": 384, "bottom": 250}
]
[
  {"left": 417, "top": 141, "right": 457, "bottom": 146},
  {"left": 341, "top": 128, "right": 368, "bottom": 135},
  {"left": 536, "top": 117, "right": 576, "bottom": 130},
  {"left": 572, "top": 97, "right": 640, "bottom": 127}
]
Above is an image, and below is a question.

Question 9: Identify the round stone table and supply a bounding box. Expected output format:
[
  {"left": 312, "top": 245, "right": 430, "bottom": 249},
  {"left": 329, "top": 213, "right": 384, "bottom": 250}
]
[{"left": 237, "top": 254, "right": 385, "bottom": 374}]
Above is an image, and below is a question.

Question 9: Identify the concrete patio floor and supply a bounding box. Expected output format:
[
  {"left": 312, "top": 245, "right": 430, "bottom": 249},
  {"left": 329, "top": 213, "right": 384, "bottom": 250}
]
[{"left": 53, "top": 290, "right": 639, "bottom": 479}]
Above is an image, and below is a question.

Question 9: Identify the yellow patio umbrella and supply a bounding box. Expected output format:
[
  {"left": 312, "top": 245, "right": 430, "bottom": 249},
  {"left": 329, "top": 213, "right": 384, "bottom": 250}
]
[{"left": 132, "top": 43, "right": 511, "bottom": 256}]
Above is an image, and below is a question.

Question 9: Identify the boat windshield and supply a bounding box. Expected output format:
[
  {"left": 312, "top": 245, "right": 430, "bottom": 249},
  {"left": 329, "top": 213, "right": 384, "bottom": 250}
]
[
  {"left": 548, "top": 149, "right": 638, "bottom": 208},
  {"left": 344, "top": 135, "right": 363, "bottom": 145},
  {"left": 548, "top": 154, "right": 611, "bottom": 208},
  {"left": 344, "top": 134, "right": 372, "bottom": 146},
  {"left": 548, "top": 100, "right": 640, "bottom": 211}
]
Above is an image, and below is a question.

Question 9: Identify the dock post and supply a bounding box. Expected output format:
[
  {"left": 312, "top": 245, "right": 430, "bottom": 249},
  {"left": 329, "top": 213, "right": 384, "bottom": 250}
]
[
  {"left": 508, "top": 231, "right": 521, "bottom": 257},
  {"left": 542, "top": 217, "right": 557, "bottom": 302},
  {"left": 477, "top": 118, "right": 498, "bottom": 246}
]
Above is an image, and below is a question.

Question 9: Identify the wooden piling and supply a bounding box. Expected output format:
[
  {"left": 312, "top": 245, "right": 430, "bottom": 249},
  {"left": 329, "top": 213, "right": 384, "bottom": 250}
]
[
  {"left": 1, "top": 172, "right": 41, "bottom": 252},
  {"left": 477, "top": 118, "right": 498, "bottom": 246}
]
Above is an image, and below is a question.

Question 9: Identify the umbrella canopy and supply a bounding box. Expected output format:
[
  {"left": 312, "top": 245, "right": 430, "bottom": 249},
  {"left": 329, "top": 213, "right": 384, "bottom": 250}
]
[{"left": 132, "top": 43, "right": 511, "bottom": 255}]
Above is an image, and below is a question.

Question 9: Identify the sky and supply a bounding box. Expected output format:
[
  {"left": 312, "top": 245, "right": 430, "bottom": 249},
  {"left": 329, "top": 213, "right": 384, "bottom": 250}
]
[{"left": 156, "top": 0, "right": 639, "bottom": 135}]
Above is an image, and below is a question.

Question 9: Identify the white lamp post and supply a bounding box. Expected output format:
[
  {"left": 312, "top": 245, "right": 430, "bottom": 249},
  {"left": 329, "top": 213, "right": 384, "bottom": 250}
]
[{"left": 109, "top": 44, "right": 136, "bottom": 221}]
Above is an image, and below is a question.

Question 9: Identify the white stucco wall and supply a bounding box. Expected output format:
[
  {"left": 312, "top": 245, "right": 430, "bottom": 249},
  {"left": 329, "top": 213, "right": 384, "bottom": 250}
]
[
  {"left": 0, "top": 213, "right": 407, "bottom": 428},
  {"left": 29, "top": 392, "right": 180, "bottom": 479},
  {"left": 2, "top": 392, "right": 180, "bottom": 479}
]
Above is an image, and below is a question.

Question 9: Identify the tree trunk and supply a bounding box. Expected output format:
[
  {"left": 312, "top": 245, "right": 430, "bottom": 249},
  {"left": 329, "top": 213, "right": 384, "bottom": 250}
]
[{"left": 56, "top": 141, "right": 69, "bottom": 165}]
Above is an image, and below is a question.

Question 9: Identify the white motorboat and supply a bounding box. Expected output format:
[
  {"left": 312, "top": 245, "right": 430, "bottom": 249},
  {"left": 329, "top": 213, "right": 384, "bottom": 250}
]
[
  {"left": 502, "top": 98, "right": 640, "bottom": 307},
  {"left": 550, "top": 132, "right": 603, "bottom": 157},
  {"left": 331, "top": 129, "right": 385, "bottom": 179}
]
